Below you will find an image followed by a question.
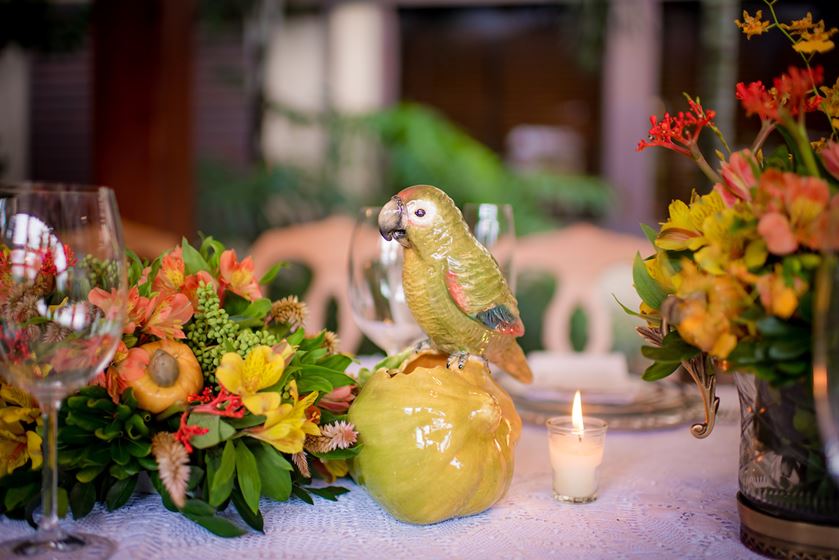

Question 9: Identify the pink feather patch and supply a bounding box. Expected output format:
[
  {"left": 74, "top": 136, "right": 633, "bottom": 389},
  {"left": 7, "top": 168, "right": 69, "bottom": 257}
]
[{"left": 445, "top": 270, "right": 470, "bottom": 310}]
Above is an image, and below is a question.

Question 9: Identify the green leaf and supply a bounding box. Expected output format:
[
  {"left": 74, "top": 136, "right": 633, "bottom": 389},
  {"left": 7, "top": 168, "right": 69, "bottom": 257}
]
[
  {"left": 296, "top": 375, "right": 334, "bottom": 394},
  {"left": 58, "top": 487, "right": 69, "bottom": 518},
  {"left": 768, "top": 339, "right": 809, "bottom": 361},
  {"left": 189, "top": 414, "right": 236, "bottom": 449},
  {"left": 613, "top": 294, "right": 657, "bottom": 322},
  {"left": 182, "top": 512, "right": 246, "bottom": 538},
  {"left": 258, "top": 262, "right": 285, "bottom": 286},
  {"left": 225, "top": 415, "right": 267, "bottom": 430},
  {"left": 231, "top": 488, "right": 264, "bottom": 533},
  {"left": 640, "top": 223, "right": 658, "bottom": 244},
  {"left": 109, "top": 461, "right": 141, "bottom": 480},
  {"left": 311, "top": 443, "right": 363, "bottom": 461},
  {"left": 291, "top": 486, "right": 314, "bottom": 505},
  {"left": 253, "top": 443, "right": 292, "bottom": 501},
  {"left": 306, "top": 486, "right": 350, "bottom": 501},
  {"left": 120, "top": 388, "right": 139, "bottom": 409},
  {"left": 105, "top": 475, "right": 138, "bottom": 511},
  {"left": 149, "top": 472, "right": 178, "bottom": 512},
  {"left": 182, "top": 498, "right": 216, "bottom": 517},
  {"left": 286, "top": 328, "right": 306, "bottom": 346},
  {"left": 126, "top": 439, "right": 151, "bottom": 458},
  {"left": 234, "top": 441, "right": 261, "bottom": 514},
  {"left": 229, "top": 298, "right": 273, "bottom": 328},
  {"left": 4, "top": 483, "right": 37, "bottom": 511},
  {"left": 210, "top": 440, "right": 236, "bottom": 507},
  {"left": 297, "top": 365, "right": 356, "bottom": 389},
  {"left": 110, "top": 440, "right": 131, "bottom": 466},
  {"left": 124, "top": 414, "right": 149, "bottom": 440},
  {"left": 182, "top": 238, "right": 211, "bottom": 275},
  {"left": 642, "top": 361, "right": 681, "bottom": 381},
  {"left": 301, "top": 348, "right": 328, "bottom": 364},
  {"left": 632, "top": 253, "right": 667, "bottom": 310},
  {"left": 317, "top": 354, "right": 354, "bottom": 372},
  {"left": 70, "top": 483, "right": 96, "bottom": 519},
  {"left": 76, "top": 465, "right": 106, "bottom": 484}
]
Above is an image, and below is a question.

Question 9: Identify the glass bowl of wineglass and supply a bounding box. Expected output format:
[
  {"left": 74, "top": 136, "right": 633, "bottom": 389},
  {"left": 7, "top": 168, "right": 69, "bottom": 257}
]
[
  {"left": 814, "top": 202, "right": 839, "bottom": 482},
  {"left": 348, "top": 207, "right": 424, "bottom": 356},
  {"left": 0, "top": 183, "right": 127, "bottom": 559}
]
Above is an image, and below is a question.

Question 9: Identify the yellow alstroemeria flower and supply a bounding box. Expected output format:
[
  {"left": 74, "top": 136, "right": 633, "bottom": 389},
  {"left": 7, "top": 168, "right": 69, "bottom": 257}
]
[
  {"left": 656, "top": 190, "right": 725, "bottom": 252},
  {"left": 0, "top": 383, "right": 42, "bottom": 475},
  {"left": 671, "top": 261, "right": 748, "bottom": 359},
  {"left": 247, "top": 380, "right": 320, "bottom": 455},
  {"left": 694, "top": 205, "right": 764, "bottom": 276},
  {"left": 215, "top": 343, "right": 295, "bottom": 415}
]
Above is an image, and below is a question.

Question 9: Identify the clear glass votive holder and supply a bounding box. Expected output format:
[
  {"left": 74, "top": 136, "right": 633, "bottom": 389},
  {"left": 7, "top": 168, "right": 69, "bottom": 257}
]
[{"left": 546, "top": 416, "right": 608, "bottom": 504}]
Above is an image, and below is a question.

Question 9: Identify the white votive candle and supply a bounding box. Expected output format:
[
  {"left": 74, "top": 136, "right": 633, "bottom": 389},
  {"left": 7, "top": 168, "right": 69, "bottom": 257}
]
[{"left": 546, "top": 391, "right": 607, "bottom": 503}]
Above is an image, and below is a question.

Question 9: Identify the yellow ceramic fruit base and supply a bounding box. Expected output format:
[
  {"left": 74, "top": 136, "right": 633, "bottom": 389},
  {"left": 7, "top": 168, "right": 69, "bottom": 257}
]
[{"left": 737, "top": 494, "right": 839, "bottom": 559}]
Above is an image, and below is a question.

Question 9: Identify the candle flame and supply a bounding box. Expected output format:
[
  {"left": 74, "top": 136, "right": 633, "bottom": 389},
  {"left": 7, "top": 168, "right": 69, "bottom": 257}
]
[{"left": 572, "top": 390, "right": 584, "bottom": 435}]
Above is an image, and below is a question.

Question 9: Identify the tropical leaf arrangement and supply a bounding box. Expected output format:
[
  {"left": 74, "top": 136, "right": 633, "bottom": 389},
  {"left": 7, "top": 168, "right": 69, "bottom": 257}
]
[
  {"left": 628, "top": 2, "right": 839, "bottom": 386},
  {"left": 0, "top": 237, "right": 361, "bottom": 537}
]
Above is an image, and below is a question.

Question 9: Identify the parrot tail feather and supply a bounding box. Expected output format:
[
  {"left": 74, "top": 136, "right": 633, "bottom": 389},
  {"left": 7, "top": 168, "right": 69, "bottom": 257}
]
[{"left": 488, "top": 340, "right": 533, "bottom": 384}]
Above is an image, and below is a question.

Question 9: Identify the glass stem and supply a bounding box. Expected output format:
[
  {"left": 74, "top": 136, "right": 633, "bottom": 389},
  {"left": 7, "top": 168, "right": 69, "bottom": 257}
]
[{"left": 39, "top": 398, "right": 62, "bottom": 536}]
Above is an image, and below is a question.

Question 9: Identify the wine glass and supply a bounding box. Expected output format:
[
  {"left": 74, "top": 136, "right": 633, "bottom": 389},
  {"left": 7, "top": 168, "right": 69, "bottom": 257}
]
[
  {"left": 462, "top": 203, "right": 517, "bottom": 290},
  {"left": 348, "top": 207, "right": 424, "bottom": 356},
  {"left": 0, "top": 184, "right": 127, "bottom": 559},
  {"left": 814, "top": 203, "right": 839, "bottom": 482}
]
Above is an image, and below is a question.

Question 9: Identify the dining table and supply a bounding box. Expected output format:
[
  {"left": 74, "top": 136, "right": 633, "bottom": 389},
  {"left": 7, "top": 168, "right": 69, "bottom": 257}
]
[{"left": 0, "top": 388, "right": 762, "bottom": 560}]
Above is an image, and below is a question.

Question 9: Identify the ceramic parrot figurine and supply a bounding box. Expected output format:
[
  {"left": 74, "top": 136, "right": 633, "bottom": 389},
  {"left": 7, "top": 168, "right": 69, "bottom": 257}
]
[{"left": 377, "top": 185, "right": 533, "bottom": 384}]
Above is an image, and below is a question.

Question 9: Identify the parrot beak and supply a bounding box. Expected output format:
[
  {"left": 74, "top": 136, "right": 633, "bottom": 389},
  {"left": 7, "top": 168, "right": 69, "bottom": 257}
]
[{"left": 378, "top": 196, "right": 410, "bottom": 248}]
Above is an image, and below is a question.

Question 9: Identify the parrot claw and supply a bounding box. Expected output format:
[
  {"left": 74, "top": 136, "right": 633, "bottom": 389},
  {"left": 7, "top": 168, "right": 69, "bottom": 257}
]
[{"left": 446, "top": 351, "right": 470, "bottom": 371}]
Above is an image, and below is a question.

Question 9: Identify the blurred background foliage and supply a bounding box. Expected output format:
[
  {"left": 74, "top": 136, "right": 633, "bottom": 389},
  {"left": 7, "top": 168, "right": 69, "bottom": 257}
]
[{"left": 197, "top": 101, "right": 612, "bottom": 248}]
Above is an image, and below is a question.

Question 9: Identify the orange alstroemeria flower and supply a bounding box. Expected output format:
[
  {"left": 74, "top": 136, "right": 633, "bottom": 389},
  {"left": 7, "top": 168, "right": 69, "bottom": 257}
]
[
  {"left": 89, "top": 285, "right": 148, "bottom": 334},
  {"left": 152, "top": 247, "right": 186, "bottom": 296},
  {"left": 96, "top": 341, "right": 150, "bottom": 403},
  {"left": 142, "top": 292, "right": 193, "bottom": 339},
  {"left": 219, "top": 249, "right": 262, "bottom": 302}
]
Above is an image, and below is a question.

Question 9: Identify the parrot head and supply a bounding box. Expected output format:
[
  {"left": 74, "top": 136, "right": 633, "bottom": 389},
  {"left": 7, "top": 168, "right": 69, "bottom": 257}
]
[{"left": 378, "top": 185, "right": 465, "bottom": 252}]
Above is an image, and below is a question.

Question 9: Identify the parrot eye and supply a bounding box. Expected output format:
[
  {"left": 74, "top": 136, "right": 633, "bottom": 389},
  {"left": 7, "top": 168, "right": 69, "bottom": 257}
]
[{"left": 414, "top": 209, "right": 426, "bottom": 217}]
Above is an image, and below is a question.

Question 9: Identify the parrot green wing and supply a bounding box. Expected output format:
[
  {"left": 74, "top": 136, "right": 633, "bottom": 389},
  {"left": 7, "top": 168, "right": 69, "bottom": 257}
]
[{"left": 444, "top": 251, "right": 524, "bottom": 337}]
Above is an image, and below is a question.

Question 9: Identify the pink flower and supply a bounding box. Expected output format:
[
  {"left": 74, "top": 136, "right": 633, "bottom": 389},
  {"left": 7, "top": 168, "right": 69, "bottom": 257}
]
[
  {"left": 219, "top": 249, "right": 262, "bottom": 302},
  {"left": 716, "top": 149, "right": 757, "bottom": 205},
  {"left": 143, "top": 292, "right": 193, "bottom": 339},
  {"left": 822, "top": 141, "right": 839, "bottom": 181},
  {"left": 89, "top": 286, "right": 148, "bottom": 334},
  {"left": 319, "top": 385, "right": 355, "bottom": 414},
  {"left": 152, "top": 247, "right": 185, "bottom": 296},
  {"left": 758, "top": 212, "right": 798, "bottom": 255},
  {"left": 755, "top": 170, "right": 832, "bottom": 251}
]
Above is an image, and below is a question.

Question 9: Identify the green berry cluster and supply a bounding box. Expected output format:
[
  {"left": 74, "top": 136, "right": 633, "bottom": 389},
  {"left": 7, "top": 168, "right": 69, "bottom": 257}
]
[
  {"left": 82, "top": 254, "right": 119, "bottom": 289},
  {"left": 233, "top": 328, "right": 278, "bottom": 357},
  {"left": 186, "top": 282, "right": 240, "bottom": 382},
  {"left": 186, "top": 282, "right": 278, "bottom": 385}
]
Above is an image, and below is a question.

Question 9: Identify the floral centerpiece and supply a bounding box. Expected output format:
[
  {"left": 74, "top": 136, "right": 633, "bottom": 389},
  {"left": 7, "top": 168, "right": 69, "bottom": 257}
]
[
  {"left": 0, "top": 238, "right": 361, "bottom": 537},
  {"left": 629, "top": 1, "right": 839, "bottom": 554}
]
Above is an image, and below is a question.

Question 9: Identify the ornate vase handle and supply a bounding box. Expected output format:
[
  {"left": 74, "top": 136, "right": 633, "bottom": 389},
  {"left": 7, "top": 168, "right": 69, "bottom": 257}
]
[
  {"left": 638, "top": 325, "right": 719, "bottom": 439},
  {"left": 680, "top": 354, "right": 719, "bottom": 438}
]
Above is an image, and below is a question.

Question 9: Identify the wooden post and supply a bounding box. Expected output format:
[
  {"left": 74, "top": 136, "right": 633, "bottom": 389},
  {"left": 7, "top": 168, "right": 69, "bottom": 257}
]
[{"left": 92, "top": 0, "right": 196, "bottom": 239}]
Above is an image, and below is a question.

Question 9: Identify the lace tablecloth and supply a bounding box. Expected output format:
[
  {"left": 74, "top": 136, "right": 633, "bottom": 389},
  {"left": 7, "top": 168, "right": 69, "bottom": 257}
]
[{"left": 1, "top": 407, "right": 760, "bottom": 559}]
